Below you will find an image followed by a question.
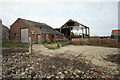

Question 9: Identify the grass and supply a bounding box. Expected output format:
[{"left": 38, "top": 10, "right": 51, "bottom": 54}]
[
  {"left": 0, "top": 38, "right": 1, "bottom": 48},
  {"left": 2, "top": 39, "right": 29, "bottom": 48},
  {"left": 43, "top": 44, "right": 59, "bottom": 50},
  {"left": 43, "top": 41, "right": 71, "bottom": 50}
]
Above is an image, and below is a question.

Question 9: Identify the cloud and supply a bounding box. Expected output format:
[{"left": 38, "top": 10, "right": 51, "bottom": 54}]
[
  {"left": 0, "top": 0, "right": 119, "bottom": 2},
  {"left": 0, "top": 2, "right": 118, "bottom": 36}
]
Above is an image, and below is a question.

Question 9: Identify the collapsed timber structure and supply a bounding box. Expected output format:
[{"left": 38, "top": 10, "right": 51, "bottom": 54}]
[{"left": 55, "top": 19, "right": 90, "bottom": 40}]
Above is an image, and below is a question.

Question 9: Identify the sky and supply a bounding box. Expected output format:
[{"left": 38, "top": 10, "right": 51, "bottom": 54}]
[{"left": 0, "top": 0, "right": 119, "bottom": 36}]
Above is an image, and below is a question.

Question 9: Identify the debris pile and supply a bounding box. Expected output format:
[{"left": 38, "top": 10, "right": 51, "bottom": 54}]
[
  {"left": 2, "top": 48, "right": 119, "bottom": 79},
  {"left": 104, "top": 54, "right": 120, "bottom": 64}
]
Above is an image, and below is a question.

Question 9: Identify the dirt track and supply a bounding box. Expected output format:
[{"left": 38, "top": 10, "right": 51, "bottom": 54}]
[{"left": 33, "top": 44, "right": 119, "bottom": 70}]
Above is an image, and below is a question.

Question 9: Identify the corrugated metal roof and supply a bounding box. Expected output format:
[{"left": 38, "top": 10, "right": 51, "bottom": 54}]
[
  {"left": 61, "top": 19, "right": 89, "bottom": 29},
  {"left": 19, "top": 18, "right": 61, "bottom": 35}
]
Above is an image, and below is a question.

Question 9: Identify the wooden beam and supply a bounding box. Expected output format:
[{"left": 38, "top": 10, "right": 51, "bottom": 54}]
[
  {"left": 88, "top": 28, "right": 90, "bottom": 36},
  {"left": 61, "top": 26, "right": 73, "bottom": 29},
  {"left": 82, "top": 28, "right": 84, "bottom": 38},
  {"left": 29, "top": 37, "right": 32, "bottom": 54},
  {"left": 70, "top": 27, "right": 71, "bottom": 40},
  {"left": 60, "top": 28, "right": 61, "bottom": 40}
]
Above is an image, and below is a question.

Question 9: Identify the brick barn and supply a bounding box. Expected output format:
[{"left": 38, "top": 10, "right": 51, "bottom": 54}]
[
  {"left": 10, "top": 18, "right": 63, "bottom": 43},
  {"left": 111, "top": 30, "right": 120, "bottom": 39}
]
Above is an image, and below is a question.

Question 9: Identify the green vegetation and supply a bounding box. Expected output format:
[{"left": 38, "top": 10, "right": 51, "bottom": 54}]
[
  {"left": 2, "top": 39, "right": 29, "bottom": 48},
  {"left": 43, "top": 41, "right": 71, "bottom": 50},
  {"left": 0, "top": 41, "right": 1, "bottom": 48}
]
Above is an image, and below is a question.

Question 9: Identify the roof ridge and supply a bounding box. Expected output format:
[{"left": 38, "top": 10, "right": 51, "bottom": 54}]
[
  {"left": 18, "top": 18, "right": 47, "bottom": 25},
  {"left": 17, "top": 18, "right": 60, "bottom": 35}
]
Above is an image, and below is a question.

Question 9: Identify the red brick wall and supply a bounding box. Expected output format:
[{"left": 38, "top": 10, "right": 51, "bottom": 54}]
[
  {"left": 72, "top": 38, "right": 120, "bottom": 47},
  {"left": 10, "top": 18, "right": 40, "bottom": 43},
  {"left": 112, "top": 30, "right": 120, "bottom": 34},
  {"left": 49, "top": 35, "right": 53, "bottom": 42},
  {"left": 48, "top": 34, "right": 62, "bottom": 42},
  {"left": 10, "top": 18, "right": 64, "bottom": 43},
  {"left": 53, "top": 34, "right": 66, "bottom": 42},
  {"left": 58, "top": 35, "right": 61, "bottom": 40}
]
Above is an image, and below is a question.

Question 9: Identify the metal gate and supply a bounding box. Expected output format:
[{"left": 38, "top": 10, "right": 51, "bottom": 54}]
[{"left": 21, "top": 28, "right": 28, "bottom": 43}]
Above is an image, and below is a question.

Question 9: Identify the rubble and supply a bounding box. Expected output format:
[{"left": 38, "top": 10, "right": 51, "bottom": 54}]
[
  {"left": 2, "top": 48, "right": 120, "bottom": 79},
  {"left": 104, "top": 54, "right": 120, "bottom": 64}
]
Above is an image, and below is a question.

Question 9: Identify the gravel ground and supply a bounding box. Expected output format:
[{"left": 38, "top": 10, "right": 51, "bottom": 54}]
[
  {"left": 2, "top": 45, "right": 120, "bottom": 79},
  {"left": 0, "top": 46, "right": 2, "bottom": 79},
  {"left": 33, "top": 45, "right": 119, "bottom": 70},
  {"left": 0, "top": 55, "right": 2, "bottom": 79}
]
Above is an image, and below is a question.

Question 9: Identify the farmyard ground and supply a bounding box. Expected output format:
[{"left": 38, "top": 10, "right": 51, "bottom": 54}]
[{"left": 2, "top": 44, "right": 120, "bottom": 79}]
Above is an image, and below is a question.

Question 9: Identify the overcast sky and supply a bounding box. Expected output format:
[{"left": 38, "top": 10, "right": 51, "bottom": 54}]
[{"left": 0, "top": 0, "right": 119, "bottom": 36}]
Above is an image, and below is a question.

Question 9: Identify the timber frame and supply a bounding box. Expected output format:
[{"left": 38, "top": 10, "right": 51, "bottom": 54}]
[{"left": 55, "top": 19, "right": 90, "bottom": 40}]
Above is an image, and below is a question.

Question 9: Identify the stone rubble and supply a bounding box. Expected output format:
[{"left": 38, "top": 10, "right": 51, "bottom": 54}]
[{"left": 2, "top": 48, "right": 120, "bottom": 79}]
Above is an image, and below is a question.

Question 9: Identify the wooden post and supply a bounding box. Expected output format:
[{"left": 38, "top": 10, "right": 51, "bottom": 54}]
[
  {"left": 82, "top": 28, "right": 83, "bottom": 38},
  {"left": 88, "top": 28, "right": 90, "bottom": 37},
  {"left": 85, "top": 28, "right": 87, "bottom": 37},
  {"left": 70, "top": 27, "right": 71, "bottom": 40},
  {"left": 29, "top": 37, "right": 32, "bottom": 54},
  {"left": 60, "top": 28, "right": 61, "bottom": 40}
]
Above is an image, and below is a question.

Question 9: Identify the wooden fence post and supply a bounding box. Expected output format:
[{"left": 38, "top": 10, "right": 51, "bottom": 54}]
[{"left": 29, "top": 37, "right": 32, "bottom": 54}]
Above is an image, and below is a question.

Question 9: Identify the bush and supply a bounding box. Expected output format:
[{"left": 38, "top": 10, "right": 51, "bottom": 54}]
[{"left": 43, "top": 41, "right": 71, "bottom": 50}]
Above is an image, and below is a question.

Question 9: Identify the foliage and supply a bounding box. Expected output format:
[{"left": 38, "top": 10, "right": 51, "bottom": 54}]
[
  {"left": 43, "top": 41, "right": 71, "bottom": 50},
  {"left": 2, "top": 39, "right": 29, "bottom": 48}
]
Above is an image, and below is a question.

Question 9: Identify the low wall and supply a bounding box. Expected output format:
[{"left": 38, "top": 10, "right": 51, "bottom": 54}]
[{"left": 72, "top": 38, "right": 120, "bottom": 48}]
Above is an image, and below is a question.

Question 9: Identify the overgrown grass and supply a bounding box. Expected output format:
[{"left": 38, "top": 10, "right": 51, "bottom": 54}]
[
  {"left": 2, "top": 39, "right": 29, "bottom": 48},
  {"left": 43, "top": 41, "right": 71, "bottom": 50}
]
